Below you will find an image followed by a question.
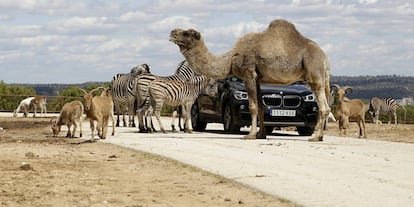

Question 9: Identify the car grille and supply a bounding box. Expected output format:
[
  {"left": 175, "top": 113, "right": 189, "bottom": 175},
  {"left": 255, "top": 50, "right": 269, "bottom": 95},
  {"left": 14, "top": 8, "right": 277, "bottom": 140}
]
[{"left": 262, "top": 94, "right": 301, "bottom": 108}]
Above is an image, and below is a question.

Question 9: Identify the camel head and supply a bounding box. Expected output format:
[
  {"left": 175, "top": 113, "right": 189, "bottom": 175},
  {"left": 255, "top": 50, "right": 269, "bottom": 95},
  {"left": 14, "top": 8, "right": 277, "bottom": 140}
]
[{"left": 169, "top": 28, "right": 201, "bottom": 51}]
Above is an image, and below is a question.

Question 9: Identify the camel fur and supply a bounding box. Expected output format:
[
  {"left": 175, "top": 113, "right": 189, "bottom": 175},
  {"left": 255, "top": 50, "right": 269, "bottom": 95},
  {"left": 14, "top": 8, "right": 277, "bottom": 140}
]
[{"left": 170, "top": 19, "right": 330, "bottom": 141}]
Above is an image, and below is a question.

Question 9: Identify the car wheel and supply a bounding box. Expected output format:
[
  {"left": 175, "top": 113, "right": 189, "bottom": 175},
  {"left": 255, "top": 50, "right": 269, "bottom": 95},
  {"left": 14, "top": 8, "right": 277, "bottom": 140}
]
[
  {"left": 223, "top": 104, "right": 240, "bottom": 133},
  {"left": 297, "top": 127, "right": 314, "bottom": 136},
  {"left": 265, "top": 126, "right": 275, "bottom": 135},
  {"left": 191, "top": 104, "right": 207, "bottom": 131}
]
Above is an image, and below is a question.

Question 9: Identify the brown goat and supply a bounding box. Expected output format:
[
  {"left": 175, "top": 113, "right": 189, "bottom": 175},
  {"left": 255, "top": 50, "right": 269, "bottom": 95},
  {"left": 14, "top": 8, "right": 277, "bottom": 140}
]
[
  {"left": 331, "top": 84, "right": 367, "bottom": 138},
  {"left": 79, "top": 87, "right": 115, "bottom": 141},
  {"left": 51, "top": 100, "right": 84, "bottom": 138}
]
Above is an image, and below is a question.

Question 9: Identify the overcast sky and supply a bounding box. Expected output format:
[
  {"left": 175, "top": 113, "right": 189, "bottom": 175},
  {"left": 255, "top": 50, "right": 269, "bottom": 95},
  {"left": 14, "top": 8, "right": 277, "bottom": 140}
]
[{"left": 0, "top": 0, "right": 413, "bottom": 84}]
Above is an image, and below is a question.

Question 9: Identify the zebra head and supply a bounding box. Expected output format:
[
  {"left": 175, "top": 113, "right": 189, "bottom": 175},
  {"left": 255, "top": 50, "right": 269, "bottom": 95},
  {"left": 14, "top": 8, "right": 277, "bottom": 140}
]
[{"left": 131, "top": 64, "right": 151, "bottom": 75}]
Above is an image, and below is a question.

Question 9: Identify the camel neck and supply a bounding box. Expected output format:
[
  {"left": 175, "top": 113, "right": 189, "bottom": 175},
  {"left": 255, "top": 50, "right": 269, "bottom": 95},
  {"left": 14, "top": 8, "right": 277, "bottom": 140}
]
[{"left": 182, "top": 40, "right": 232, "bottom": 79}]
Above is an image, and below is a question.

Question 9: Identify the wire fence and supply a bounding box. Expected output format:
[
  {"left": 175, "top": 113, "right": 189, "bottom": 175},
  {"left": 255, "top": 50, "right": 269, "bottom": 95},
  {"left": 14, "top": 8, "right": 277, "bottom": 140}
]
[{"left": 0, "top": 94, "right": 83, "bottom": 113}]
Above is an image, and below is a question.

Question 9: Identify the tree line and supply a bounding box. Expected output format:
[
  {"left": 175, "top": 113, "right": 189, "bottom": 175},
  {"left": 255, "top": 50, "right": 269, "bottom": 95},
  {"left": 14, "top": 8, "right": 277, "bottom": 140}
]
[{"left": 0, "top": 81, "right": 108, "bottom": 113}]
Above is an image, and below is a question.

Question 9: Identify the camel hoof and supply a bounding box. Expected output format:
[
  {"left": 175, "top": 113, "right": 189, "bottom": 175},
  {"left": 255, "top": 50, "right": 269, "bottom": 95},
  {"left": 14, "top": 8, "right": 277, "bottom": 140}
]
[
  {"left": 243, "top": 134, "right": 256, "bottom": 140},
  {"left": 308, "top": 136, "right": 323, "bottom": 142},
  {"left": 184, "top": 129, "right": 192, "bottom": 133}
]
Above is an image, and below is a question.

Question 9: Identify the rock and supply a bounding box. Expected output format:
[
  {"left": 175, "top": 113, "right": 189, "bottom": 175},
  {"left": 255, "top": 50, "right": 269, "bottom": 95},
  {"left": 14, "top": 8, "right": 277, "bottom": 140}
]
[{"left": 19, "top": 162, "right": 34, "bottom": 171}]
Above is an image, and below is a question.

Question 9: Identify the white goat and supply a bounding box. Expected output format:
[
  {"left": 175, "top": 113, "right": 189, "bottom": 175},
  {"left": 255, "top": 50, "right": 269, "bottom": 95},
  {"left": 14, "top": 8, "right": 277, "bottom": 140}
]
[
  {"left": 30, "top": 96, "right": 47, "bottom": 117},
  {"left": 13, "top": 97, "right": 35, "bottom": 117},
  {"left": 331, "top": 84, "right": 366, "bottom": 138},
  {"left": 51, "top": 100, "right": 84, "bottom": 138},
  {"left": 79, "top": 87, "right": 115, "bottom": 141}
]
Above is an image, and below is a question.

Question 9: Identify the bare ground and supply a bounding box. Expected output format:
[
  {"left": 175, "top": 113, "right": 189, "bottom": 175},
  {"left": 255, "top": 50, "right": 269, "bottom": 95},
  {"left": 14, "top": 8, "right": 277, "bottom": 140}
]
[
  {"left": 324, "top": 121, "right": 414, "bottom": 143},
  {"left": 0, "top": 117, "right": 295, "bottom": 207}
]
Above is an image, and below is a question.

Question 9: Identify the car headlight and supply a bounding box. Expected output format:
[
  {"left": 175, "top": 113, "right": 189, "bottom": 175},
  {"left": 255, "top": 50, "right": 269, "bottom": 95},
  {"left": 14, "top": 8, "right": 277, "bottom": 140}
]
[
  {"left": 303, "top": 93, "right": 316, "bottom": 102},
  {"left": 233, "top": 90, "right": 248, "bottom": 100}
]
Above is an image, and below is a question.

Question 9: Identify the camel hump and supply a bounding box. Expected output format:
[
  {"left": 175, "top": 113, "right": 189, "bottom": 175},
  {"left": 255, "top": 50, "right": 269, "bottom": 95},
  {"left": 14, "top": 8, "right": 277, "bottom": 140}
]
[{"left": 267, "top": 19, "right": 300, "bottom": 34}]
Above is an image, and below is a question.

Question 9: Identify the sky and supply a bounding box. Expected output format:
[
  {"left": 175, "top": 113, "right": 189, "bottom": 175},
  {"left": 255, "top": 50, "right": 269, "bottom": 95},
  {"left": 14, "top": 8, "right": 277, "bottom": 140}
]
[{"left": 0, "top": 0, "right": 413, "bottom": 84}]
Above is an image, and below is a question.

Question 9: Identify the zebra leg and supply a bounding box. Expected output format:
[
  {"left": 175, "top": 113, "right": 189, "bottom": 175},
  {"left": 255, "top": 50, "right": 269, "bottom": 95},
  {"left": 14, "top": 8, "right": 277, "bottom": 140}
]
[
  {"left": 171, "top": 109, "right": 177, "bottom": 132},
  {"left": 154, "top": 111, "right": 166, "bottom": 133},
  {"left": 145, "top": 107, "right": 153, "bottom": 133},
  {"left": 153, "top": 102, "right": 166, "bottom": 133},
  {"left": 178, "top": 106, "right": 184, "bottom": 131},
  {"left": 116, "top": 113, "right": 120, "bottom": 127},
  {"left": 137, "top": 110, "right": 147, "bottom": 133},
  {"left": 183, "top": 103, "right": 192, "bottom": 133},
  {"left": 122, "top": 112, "right": 127, "bottom": 127}
]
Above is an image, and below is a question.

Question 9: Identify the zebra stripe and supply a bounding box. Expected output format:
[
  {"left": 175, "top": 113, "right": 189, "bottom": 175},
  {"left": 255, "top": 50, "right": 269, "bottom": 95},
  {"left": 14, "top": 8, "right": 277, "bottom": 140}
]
[
  {"left": 134, "top": 60, "right": 197, "bottom": 132},
  {"left": 148, "top": 75, "right": 216, "bottom": 133},
  {"left": 369, "top": 97, "right": 399, "bottom": 125},
  {"left": 111, "top": 64, "right": 150, "bottom": 127}
]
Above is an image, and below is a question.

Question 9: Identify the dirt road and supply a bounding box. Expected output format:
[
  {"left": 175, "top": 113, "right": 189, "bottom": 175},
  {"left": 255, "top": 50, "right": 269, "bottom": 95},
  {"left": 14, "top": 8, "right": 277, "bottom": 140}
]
[{"left": 106, "top": 120, "right": 414, "bottom": 207}]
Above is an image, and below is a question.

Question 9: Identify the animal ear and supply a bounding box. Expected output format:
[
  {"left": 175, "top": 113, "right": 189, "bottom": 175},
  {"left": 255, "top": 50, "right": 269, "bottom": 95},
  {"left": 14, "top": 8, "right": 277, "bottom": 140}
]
[{"left": 189, "top": 29, "right": 201, "bottom": 40}]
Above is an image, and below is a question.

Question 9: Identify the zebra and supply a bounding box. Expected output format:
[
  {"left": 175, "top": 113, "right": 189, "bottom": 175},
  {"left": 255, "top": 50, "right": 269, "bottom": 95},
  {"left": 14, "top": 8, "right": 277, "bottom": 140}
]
[
  {"left": 134, "top": 60, "right": 197, "bottom": 132},
  {"left": 146, "top": 75, "right": 217, "bottom": 133},
  {"left": 368, "top": 97, "right": 405, "bottom": 125},
  {"left": 110, "top": 64, "right": 150, "bottom": 127}
]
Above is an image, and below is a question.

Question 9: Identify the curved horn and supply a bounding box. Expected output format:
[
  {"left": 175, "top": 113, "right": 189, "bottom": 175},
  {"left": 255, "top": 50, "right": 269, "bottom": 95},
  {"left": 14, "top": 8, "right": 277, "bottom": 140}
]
[
  {"left": 330, "top": 84, "right": 341, "bottom": 91},
  {"left": 343, "top": 86, "right": 353, "bottom": 93},
  {"left": 78, "top": 87, "right": 88, "bottom": 95},
  {"left": 89, "top": 87, "right": 106, "bottom": 95}
]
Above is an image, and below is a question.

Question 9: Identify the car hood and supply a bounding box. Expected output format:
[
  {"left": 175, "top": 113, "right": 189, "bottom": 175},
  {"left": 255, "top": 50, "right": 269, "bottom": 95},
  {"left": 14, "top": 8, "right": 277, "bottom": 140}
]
[{"left": 230, "top": 82, "right": 314, "bottom": 96}]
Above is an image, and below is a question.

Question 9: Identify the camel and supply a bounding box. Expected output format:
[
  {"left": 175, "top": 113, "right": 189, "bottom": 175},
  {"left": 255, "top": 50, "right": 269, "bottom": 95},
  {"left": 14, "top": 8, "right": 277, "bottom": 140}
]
[{"left": 170, "top": 19, "right": 330, "bottom": 141}]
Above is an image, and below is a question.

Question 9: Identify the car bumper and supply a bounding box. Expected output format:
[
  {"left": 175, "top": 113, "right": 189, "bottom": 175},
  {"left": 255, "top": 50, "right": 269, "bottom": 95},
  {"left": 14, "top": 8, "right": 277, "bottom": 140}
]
[{"left": 237, "top": 102, "right": 318, "bottom": 128}]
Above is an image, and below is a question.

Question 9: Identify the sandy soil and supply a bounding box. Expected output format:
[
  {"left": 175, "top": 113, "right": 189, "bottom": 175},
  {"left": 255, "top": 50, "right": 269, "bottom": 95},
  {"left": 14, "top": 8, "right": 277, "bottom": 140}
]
[
  {"left": 0, "top": 117, "right": 295, "bottom": 207},
  {"left": 323, "top": 121, "right": 414, "bottom": 143}
]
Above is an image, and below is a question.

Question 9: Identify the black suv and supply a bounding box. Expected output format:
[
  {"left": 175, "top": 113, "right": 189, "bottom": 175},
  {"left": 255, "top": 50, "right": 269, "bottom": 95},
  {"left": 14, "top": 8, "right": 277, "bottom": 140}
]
[{"left": 191, "top": 76, "right": 319, "bottom": 135}]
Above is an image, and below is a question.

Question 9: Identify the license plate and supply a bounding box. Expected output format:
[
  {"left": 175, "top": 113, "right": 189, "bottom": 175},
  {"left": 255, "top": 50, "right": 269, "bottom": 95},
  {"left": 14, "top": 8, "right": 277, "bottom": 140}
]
[{"left": 271, "top": 109, "right": 296, "bottom": 117}]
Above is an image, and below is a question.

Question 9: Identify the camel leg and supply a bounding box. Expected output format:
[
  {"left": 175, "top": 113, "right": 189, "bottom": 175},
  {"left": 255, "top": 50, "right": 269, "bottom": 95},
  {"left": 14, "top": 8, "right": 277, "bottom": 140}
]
[
  {"left": 256, "top": 83, "right": 266, "bottom": 139},
  {"left": 243, "top": 79, "right": 258, "bottom": 139},
  {"left": 308, "top": 84, "right": 329, "bottom": 141}
]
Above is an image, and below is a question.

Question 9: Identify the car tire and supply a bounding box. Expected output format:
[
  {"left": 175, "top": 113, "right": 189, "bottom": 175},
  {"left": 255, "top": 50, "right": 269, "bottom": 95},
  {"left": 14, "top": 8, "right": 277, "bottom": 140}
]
[
  {"left": 191, "top": 104, "right": 207, "bottom": 131},
  {"left": 223, "top": 104, "right": 240, "bottom": 133},
  {"left": 265, "top": 126, "right": 275, "bottom": 135},
  {"left": 297, "top": 126, "right": 314, "bottom": 136}
]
